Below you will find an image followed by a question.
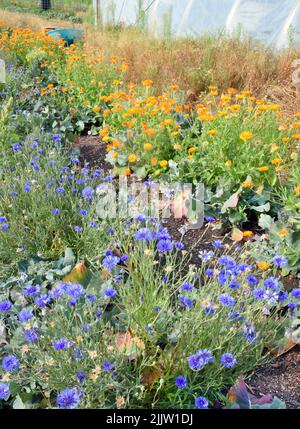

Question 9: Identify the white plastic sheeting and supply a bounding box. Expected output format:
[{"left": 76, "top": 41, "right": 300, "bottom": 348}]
[{"left": 97, "top": 0, "right": 300, "bottom": 49}]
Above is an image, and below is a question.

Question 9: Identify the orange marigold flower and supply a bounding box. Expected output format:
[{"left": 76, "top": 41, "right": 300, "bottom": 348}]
[
  {"left": 92, "top": 106, "right": 101, "bottom": 113},
  {"left": 257, "top": 261, "right": 270, "bottom": 271},
  {"left": 278, "top": 228, "right": 288, "bottom": 237},
  {"left": 292, "top": 134, "right": 300, "bottom": 139},
  {"left": 208, "top": 129, "right": 218, "bottom": 136},
  {"left": 240, "top": 131, "right": 254, "bottom": 141},
  {"left": 142, "top": 80, "right": 154, "bottom": 87},
  {"left": 295, "top": 185, "right": 300, "bottom": 196},
  {"left": 160, "top": 160, "right": 168, "bottom": 168},
  {"left": 188, "top": 147, "right": 196, "bottom": 154},
  {"left": 144, "top": 143, "right": 153, "bottom": 151},
  {"left": 271, "top": 158, "right": 282, "bottom": 165},
  {"left": 243, "top": 231, "right": 254, "bottom": 237},
  {"left": 225, "top": 160, "right": 232, "bottom": 168},
  {"left": 258, "top": 166, "right": 269, "bottom": 172},
  {"left": 242, "top": 180, "right": 254, "bottom": 188},
  {"left": 150, "top": 158, "right": 158, "bottom": 165},
  {"left": 128, "top": 154, "right": 137, "bottom": 163}
]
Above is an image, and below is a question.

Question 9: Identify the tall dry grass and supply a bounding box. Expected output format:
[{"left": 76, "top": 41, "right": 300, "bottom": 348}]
[{"left": 1, "top": 8, "right": 300, "bottom": 113}]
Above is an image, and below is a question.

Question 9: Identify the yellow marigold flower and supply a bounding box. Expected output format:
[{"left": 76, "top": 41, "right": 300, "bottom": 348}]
[
  {"left": 292, "top": 134, "right": 300, "bottom": 139},
  {"left": 151, "top": 158, "right": 158, "bottom": 165},
  {"left": 225, "top": 160, "right": 232, "bottom": 168},
  {"left": 257, "top": 261, "right": 270, "bottom": 271},
  {"left": 230, "top": 104, "right": 240, "bottom": 112},
  {"left": 188, "top": 147, "right": 197, "bottom": 154},
  {"left": 282, "top": 137, "right": 289, "bottom": 143},
  {"left": 240, "top": 131, "right": 254, "bottom": 141},
  {"left": 168, "top": 85, "right": 178, "bottom": 91},
  {"left": 271, "top": 158, "right": 282, "bottom": 165},
  {"left": 209, "top": 90, "right": 218, "bottom": 96},
  {"left": 92, "top": 106, "right": 101, "bottom": 113},
  {"left": 128, "top": 154, "right": 137, "bottom": 163},
  {"left": 243, "top": 231, "right": 254, "bottom": 237},
  {"left": 258, "top": 166, "right": 269, "bottom": 172},
  {"left": 198, "top": 114, "right": 215, "bottom": 121},
  {"left": 208, "top": 129, "right": 218, "bottom": 136},
  {"left": 278, "top": 228, "right": 288, "bottom": 237},
  {"left": 187, "top": 155, "right": 194, "bottom": 160},
  {"left": 227, "top": 87, "right": 237, "bottom": 94},
  {"left": 242, "top": 180, "right": 254, "bottom": 188},
  {"left": 160, "top": 160, "right": 168, "bottom": 168},
  {"left": 295, "top": 185, "right": 300, "bottom": 196},
  {"left": 171, "top": 131, "right": 180, "bottom": 137},
  {"left": 144, "top": 143, "right": 153, "bottom": 151},
  {"left": 124, "top": 168, "right": 132, "bottom": 176},
  {"left": 112, "top": 152, "right": 118, "bottom": 159},
  {"left": 142, "top": 79, "right": 154, "bottom": 87},
  {"left": 164, "top": 119, "right": 174, "bottom": 126}
]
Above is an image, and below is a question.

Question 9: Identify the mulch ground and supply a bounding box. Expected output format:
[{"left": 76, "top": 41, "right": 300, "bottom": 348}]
[{"left": 75, "top": 134, "right": 300, "bottom": 409}]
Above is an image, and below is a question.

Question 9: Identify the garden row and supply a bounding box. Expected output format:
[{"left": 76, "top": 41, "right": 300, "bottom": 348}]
[{"left": 0, "top": 24, "right": 299, "bottom": 409}]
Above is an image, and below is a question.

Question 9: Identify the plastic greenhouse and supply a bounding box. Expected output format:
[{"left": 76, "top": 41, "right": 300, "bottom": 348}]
[{"left": 94, "top": 0, "right": 300, "bottom": 49}]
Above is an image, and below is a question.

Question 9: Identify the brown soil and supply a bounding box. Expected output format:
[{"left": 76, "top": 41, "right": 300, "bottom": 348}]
[
  {"left": 74, "top": 135, "right": 111, "bottom": 171},
  {"left": 248, "top": 346, "right": 300, "bottom": 409}
]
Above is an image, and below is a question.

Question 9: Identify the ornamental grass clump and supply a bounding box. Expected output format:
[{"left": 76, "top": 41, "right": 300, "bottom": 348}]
[{"left": 0, "top": 217, "right": 295, "bottom": 409}]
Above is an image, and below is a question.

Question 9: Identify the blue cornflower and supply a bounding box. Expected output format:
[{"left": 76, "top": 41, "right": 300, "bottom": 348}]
[
  {"left": 291, "top": 289, "right": 300, "bottom": 299},
  {"left": 273, "top": 255, "right": 288, "bottom": 268},
  {"left": 218, "top": 293, "right": 236, "bottom": 308},
  {"left": 179, "top": 294, "right": 193, "bottom": 309},
  {"left": 12, "top": 143, "right": 21, "bottom": 151},
  {"left": 247, "top": 275, "right": 259, "bottom": 286},
  {"left": 0, "top": 300, "right": 12, "bottom": 312},
  {"left": 76, "top": 371, "right": 86, "bottom": 383},
  {"left": 212, "top": 240, "right": 223, "bottom": 250},
  {"left": 288, "top": 302, "right": 297, "bottom": 310},
  {"left": 102, "top": 255, "right": 120, "bottom": 270},
  {"left": 204, "top": 306, "right": 215, "bottom": 315},
  {"left": 217, "top": 255, "right": 236, "bottom": 270},
  {"left": 56, "top": 187, "right": 65, "bottom": 194},
  {"left": 102, "top": 360, "right": 114, "bottom": 372},
  {"left": 25, "top": 328, "right": 40, "bottom": 343},
  {"left": 135, "top": 227, "right": 153, "bottom": 241},
  {"left": 120, "top": 254, "right": 129, "bottom": 263},
  {"left": 24, "top": 185, "right": 31, "bottom": 192},
  {"left": 86, "top": 293, "right": 95, "bottom": 303},
  {"left": 1, "top": 223, "right": 9, "bottom": 231},
  {"left": 199, "top": 250, "right": 214, "bottom": 263},
  {"left": 73, "top": 348, "right": 84, "bottom": 361},
  {"left": 253, "top": 288, "right": 265, "bottom": 300},
  {"left": 89, "top": 222, "right": 98, "bottom": 228},
  {"left": 205, "top": 216, "right": 216, "bottom": 223},
  {"left": 52, "top": 208, "right": 60, "bottom": 215},
  {"left": 0, "top": 382, "right": 9, "bottom": 400},
  {"left": 80, "top": 209, "right": 88, "bottom": 216},
  {"left": 206, "top": 268, "right": 215, "bottom": 277},
  {"left": 181, "top": 282, "right": 194, "bottom": 291},
  {"left": 0, "top": 216, "right": 7, "bottom": 223},
  {"left": 64, "top": 283, "right": 85, "bottom": 301},
  {"left": 243, "top": 323, "right": 257, "bottom": 343},
  {"left": 103, "top": 288, "right": 117, "bottom": 298},
  {"left": 74, "top": 226, "right": 83, "bottom": 232},
  {"left": 157, "top": 239, "right": 173, "bottom": 253},
  {"left": 82, "top": 187, "right": 94, "bottom": 198},
  {"left": 2, "top": 355, "right": 19, "bottom": 372},
  {"left": 56, "top": 388, "right": 82, "bottom": 409},
  {"left": 23, "top": 284, "right": 40, "bottom": 297},
  {"left": 220, "top": 353, "right": 237, "bottom": 368},
  {"left": 228, "top": 280, "right": 240, "bottom": 290},
  {"left": 174, "top": 242, "right": 185, "bottom": 250},
  {"left": 195, "top": 396, "right": 209, "bottom": 409},
  {"left": 175, "top": 375, "right": 187, "bottom": 389},
  {"left": 18, "top": 309, "right": 33, "bottom": 323},
  {"left": 188, "top": 349, "right": 213, "bottom": 370},
  {"left": 35, "top": 294, "right": 51, "bottom": 308},
  {"left": 264, "top": 277, "right": 280, "bottom": 291},
  {"left": 53, "top": 338, "right": 69, "bottom": 351}
]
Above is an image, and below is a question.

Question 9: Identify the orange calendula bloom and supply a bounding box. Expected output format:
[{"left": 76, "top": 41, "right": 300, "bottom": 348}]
[
  {"left": 92, "top": 106, "right": 101, "bottom": 113},
  {"left": 258, "top": 166, "right": 269, "bottom": 172},
  {"left": 240, "top": 131, "right": 254, "bottom": 141},
  {"left": 142, "top": 80, "right": 154, "bottom": 87},
  {"left": 150, "top": 158, "right": 158, "bottom": 165},
  {"left": 225, "top": 160, "right": 232, "bottom": 168},
  {"left": 128, "top": 154, "right": 137, "bottom": 163},
  {"left": 257, "top": 261, "right": 270, "bottom": 271},
  {"left": 243, "top": 231, "right": 254, "bottom": 237},
  {"left": 160, "top": 160, "right": 168, "bottom": 168},
  {"left": 188, "top": 147, "right": 196, "bottom": 154},
  {"left": 271, "top": 158, "right": 282, "bottom": 165},
  {"left": 208, "top": 129, "right": 218, "bottom": 136},
  {"left": 278, "top": 229, "right": 288, "bottom": 237},
  {"left": 242, "top": 180, "right": 254, "bottom": 188},
  {"left": 292, "top": 134, "right": 300, "bottom": 139},
  {"left": 295, "top": 185, "right": 300, "bottom": 196},
  {"left": 144, "top": 143, "right": 153, "bottom": 151}
]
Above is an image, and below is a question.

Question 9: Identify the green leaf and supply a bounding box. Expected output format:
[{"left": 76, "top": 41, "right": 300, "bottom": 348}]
[
  {"left": 13, "top": 395, "right": 26, "bottom": 409},
  {"left": 258, "top": 214, "right": 274, "bottom": 230}
]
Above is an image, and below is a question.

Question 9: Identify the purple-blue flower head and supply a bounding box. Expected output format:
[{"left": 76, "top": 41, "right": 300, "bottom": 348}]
[
  {"left": 2, "top": 355, "right": 19, "bottom": 372},
  {"left": 220, "top": 353, "right": 237, "bottom": 368},
  {"left": 56, "top": 388, "right": 82, "bottom": 409},
  {"left": 175, "top": 375, "right": 187, "bottom": 389},
  {"left": 0, "top": 300, "right": 12, "bottom": 312},
  {"left": 195, "top": 396, "right": 209, "bottom": 409},
  {"left": 0, "top": 382, "right": 9, "bottom": 400}
]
